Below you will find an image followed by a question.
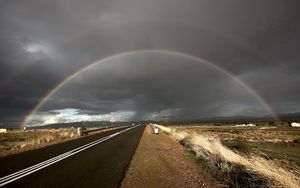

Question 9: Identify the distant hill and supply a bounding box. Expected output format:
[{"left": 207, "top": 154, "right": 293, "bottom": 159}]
[
  {"left": 165, "top": 112, "right": 300, "bottom": 124},
  {"left": 1, "top": 112, "right": 300, "bottom": 129},
  {"left": 30, "top": 121, "right": 125, "bottom": 129},
  {"left": 277, "top": 112, "right": 300, "bottom": 121}
]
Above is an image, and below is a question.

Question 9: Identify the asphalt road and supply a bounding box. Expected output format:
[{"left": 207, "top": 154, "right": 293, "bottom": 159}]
[{"left": 0, "top": 125, "right": 145, "bottom": 188}]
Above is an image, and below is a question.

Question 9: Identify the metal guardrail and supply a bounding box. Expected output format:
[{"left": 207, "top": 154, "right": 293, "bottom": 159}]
[
  {"left": 78, "top": 127, "right": 109, "bottom": 136},
  {"left": 78, "top": 125, "right": 131, "bottom": 136}
]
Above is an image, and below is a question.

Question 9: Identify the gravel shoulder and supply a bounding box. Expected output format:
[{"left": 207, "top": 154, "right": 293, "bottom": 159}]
[{"left": 121, "top": 126, "right": 217, "bottom": 188}]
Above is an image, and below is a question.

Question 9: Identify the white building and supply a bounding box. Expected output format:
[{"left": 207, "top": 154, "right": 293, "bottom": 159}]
[
  {"left": 291, "top": 122, "right": 300, "bottom": 127},
  {"left": 235, "top": 123, "right": 256, "bottom": 127}
]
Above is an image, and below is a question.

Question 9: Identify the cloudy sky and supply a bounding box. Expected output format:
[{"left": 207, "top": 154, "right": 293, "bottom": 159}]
[{"left": 0, "top": 0, "right": 300, "bottom": 126}]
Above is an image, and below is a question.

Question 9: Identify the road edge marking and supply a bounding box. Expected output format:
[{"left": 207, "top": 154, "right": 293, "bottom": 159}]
[{"left": 0, "top": 125, "right": 139, "bottom": 187}]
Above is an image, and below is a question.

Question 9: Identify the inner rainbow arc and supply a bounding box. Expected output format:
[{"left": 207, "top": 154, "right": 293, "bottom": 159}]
[{"left": 21, "top": 49, "right": 278, "bottom": 127}]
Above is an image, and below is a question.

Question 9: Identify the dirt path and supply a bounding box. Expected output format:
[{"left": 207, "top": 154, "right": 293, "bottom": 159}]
[{"left": 121, "top": 126, "right": 217, "bottom": 188}]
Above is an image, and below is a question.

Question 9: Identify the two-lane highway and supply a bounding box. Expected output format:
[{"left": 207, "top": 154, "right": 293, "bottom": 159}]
[{"left": 0, "top": 125, "right": 145, "bottom": 188}]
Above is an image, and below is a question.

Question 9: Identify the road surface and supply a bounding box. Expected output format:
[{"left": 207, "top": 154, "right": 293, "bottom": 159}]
[{"left": 0, "top": 125, "right": 145, "bottom": 188}]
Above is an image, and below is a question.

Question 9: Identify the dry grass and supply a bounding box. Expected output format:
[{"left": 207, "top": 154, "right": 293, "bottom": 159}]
[
  {"left": 154, "top": 124, "right": 300, "bottom": 188},
  {"left": 0, "top": 128, "right": 77, "bottom": 157},
  {"left": 177, "top": 125, "right": 300, "bottom": 143},
  {"left": 0, "top": 126, "right": 128, "bottom": 158},
  {"left": 178, "top": 125, "right": 300, "bottom": 175}
]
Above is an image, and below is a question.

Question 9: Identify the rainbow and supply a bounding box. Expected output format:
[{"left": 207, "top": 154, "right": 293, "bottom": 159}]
[{"left": 21, "top": 49, "right": 278, "bottom": 127}]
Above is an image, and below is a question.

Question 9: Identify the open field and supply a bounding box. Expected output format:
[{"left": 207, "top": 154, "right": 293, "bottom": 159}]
[
  {"left": 0, "top": 128, "right": 78, "bottom": 157},
  {"left": 156, "top": 124, "right": 300, "bottom": 188},
  {"left": 175, "top": 125, "right": 300, "bottom": 174},
  {"left": 0, "top": 126, "right": 127, "bottom": 158}
]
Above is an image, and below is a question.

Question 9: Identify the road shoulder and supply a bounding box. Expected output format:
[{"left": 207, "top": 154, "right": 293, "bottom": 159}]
[{"left": 121, "top": 126, "right": 216, "bottom": 188}]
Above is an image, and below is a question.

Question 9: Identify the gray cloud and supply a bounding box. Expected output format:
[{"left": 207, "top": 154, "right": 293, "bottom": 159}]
[
  {"left": 37, "top": 54, "right": 275, "bottom": 121},
  {"left": 0, "top": 0, "right": 299, "bottom": 126}
]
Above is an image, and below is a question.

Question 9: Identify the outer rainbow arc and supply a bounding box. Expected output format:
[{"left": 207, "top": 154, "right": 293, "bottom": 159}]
[{"left": 21, "top": 49, "right": 278, "bottom": 127}]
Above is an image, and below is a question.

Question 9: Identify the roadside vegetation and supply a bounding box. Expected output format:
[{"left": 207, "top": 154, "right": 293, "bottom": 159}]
[
  {"left": 155, "top": 124, "right": 300, "bottom": 188},
  {"left": 0, "top": 126, "right": 128, "bottom": 158},
  {"left": 0, "top": 128, "right": 78, "bottom": 157}
]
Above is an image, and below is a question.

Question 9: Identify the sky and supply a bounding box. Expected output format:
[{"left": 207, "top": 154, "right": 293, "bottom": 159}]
[{"left": 0, "top": 0, "right": 300, "bottom": 126}]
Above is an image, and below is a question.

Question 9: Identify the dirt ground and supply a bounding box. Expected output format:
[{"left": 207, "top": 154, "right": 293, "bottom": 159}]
[{"left": 121, "top": 126, "right": 217, "bottom": 188}]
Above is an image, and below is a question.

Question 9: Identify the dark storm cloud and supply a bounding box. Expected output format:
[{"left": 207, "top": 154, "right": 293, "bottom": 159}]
[
  {"left": 0, "top": 0, "right": 300, "bottom": 125},
  {"left": 38, "top": 54, "right": 272, "bottom": 122}
]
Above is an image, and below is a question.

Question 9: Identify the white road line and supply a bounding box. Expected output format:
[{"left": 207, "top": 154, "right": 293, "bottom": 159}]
[
  {"left": 0, "top": 134, "right": 113, "bottom": 182},
  {"left": 0, "top": 126, "right": 139, "bottom": 187},
  {"left": 0, "top": 136, "right": 106, "bottom": 182}
]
